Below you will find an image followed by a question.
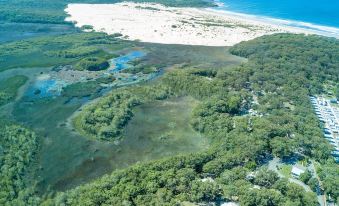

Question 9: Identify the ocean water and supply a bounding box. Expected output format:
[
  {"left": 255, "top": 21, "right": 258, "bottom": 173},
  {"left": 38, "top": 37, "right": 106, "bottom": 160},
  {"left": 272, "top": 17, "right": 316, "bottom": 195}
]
[{"left": 216, "top": 0, "right": 339, "bottom": 28}]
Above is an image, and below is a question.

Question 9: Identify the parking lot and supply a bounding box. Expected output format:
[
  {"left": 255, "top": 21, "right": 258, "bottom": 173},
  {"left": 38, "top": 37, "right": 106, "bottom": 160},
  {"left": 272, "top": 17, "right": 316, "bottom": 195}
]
[{"left": 310, "top": 96, "right": 339, "bottom": 162}]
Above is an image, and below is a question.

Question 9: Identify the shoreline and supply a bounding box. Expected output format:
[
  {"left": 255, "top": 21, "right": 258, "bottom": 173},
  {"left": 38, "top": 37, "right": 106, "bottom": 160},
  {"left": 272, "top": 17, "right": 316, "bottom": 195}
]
[
  {"left": 65, "top": 2, "right": 339, "bottom": 47},
  {"left": 207, "top": 4, "right": 339, "bottom": 39}
]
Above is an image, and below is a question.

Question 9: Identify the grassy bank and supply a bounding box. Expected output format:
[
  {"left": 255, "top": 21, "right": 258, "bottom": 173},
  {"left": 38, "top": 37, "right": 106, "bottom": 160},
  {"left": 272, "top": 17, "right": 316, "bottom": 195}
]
[
  {"left": 0, "top": 75, "right": 28, "bottom": 106},
  {"left": 0, "top": 32, "right": 129, "bottom": 72}
]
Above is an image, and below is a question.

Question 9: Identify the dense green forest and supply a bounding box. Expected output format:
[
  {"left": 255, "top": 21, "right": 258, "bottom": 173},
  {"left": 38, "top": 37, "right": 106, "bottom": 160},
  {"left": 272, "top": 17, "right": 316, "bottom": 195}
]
[
  {"left": 27, "top": 34, "right": 336, "bottom": 205},
  {"left": 318, "top": 162, "right": 339, "bottom": 202},
  {"left": 0, "top": 0, "right": 214, "bottom": 25},
  {"left": 0, "top": 121, "right": 40, "bottom": 205}
]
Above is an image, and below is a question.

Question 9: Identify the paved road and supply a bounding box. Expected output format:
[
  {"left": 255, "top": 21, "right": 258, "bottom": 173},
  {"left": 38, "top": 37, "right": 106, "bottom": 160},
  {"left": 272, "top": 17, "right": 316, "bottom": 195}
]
[
  {"left": 288, "top": 178, "right": 311, "bottom": 192},
  {"left": 268, "top": 157, "right": 283, "bottom": 177},
  {"left": 267, "top": 158, "right": 325, "bottom": 206},
  {"left": 309, "top": 161, "right": 327, "bottom": 206}
]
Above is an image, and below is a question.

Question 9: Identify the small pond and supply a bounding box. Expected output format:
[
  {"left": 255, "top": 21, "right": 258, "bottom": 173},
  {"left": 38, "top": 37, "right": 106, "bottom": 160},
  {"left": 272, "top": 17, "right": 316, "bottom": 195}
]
[{"left": 108, "top": 50, "right": 146, "bottom": 73}]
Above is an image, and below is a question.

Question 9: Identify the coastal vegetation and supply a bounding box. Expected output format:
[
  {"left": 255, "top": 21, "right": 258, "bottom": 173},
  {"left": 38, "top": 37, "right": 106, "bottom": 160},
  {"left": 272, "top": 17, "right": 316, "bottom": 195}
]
[
  {"left": 0, "top": 32, "right": 125, "bottom": 71},
  {"left": 61, "top": 77, "right": 114, "bottom": 99},
  {"left": 37, "top": 33, "right": 338, "bottom": 205},
  {"left": 0, "top": 1, "right": 338, "bottom": 202},
  {"left": 318, "top": 162, "right": 339, "bottom": 202},
  {"left": 73, "top": 85, "right": 171, "bottom": 140},
  {"left": 124, "top": 96, "right": 206, "bottom": 151},
  {"left": 0, "top": 75, "right": 28, "bottom": 106},
  {"left": 1, "top": 35, "right": 242, "bottom": 192},
  {"left": 0, "top": 121, "right": 40, "bottom": 205},
  {"left": 73, "top": 90, "right": 141, "bottom": 140},
  {"left": 74, "top": 57, "right": 109, "bottom": 71},
  {"left": 124, "top": 65, "right": 158, "bottom": 74}
]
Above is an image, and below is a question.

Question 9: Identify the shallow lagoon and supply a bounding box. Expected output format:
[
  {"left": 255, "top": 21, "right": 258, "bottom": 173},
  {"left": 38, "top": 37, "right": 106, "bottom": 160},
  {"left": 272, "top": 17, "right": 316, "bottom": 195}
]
[
  {"left": 0, "top": 22, "right": 77, "bottom": 43},
  {"left": 24, "top": 96, "right": 208, "bottom": 191},
  {"left": 21, "top": 50, "right": 147, "bottom": 99},
  {"left": 26, "top": 77, "right": 66, "bottom": 98},
  {"left": 124, "top": 96, "right": 208, "bottom": 157}
]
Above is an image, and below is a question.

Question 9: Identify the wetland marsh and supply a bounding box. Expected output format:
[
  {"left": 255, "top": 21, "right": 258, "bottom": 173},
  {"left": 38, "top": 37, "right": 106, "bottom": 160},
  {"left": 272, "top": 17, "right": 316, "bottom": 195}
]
[{"left": 0, "top": 38, "right": 244, "bottom": 192}]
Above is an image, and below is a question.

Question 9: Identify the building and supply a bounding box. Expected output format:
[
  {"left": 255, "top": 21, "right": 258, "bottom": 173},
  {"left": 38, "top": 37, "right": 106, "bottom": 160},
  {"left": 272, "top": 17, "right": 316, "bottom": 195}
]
[{"left": 291, "top": 165, "right": 306, "bottom": 178}]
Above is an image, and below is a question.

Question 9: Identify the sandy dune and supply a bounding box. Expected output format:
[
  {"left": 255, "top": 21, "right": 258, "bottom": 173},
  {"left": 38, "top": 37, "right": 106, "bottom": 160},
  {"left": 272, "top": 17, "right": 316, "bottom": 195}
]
[{"left": 65, "top": 2, "right": 336, "bottom": 46}]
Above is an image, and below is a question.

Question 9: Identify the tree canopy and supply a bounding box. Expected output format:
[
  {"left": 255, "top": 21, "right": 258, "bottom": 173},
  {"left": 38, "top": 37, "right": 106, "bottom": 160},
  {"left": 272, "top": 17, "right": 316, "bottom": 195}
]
[{"left": 39, "top": 34, "right": 339, "bottom": 205}]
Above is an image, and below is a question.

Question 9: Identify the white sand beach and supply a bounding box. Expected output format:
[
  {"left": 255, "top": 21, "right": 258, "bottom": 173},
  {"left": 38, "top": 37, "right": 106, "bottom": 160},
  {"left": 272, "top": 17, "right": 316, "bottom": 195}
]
[{"left": 65, "top": 2, "right": 339, "bottom": 46}]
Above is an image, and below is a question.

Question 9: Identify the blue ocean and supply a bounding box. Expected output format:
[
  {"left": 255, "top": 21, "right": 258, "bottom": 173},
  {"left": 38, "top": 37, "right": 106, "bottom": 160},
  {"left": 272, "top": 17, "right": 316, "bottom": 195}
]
[{"left": 216, "top": 0, "right": 339, "bottom": 28}]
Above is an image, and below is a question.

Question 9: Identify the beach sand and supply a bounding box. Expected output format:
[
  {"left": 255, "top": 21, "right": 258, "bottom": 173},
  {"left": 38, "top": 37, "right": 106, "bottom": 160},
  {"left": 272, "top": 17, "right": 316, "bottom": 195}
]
[{"left": 65, "top": 2, "right": 338, "bottom": 46}]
